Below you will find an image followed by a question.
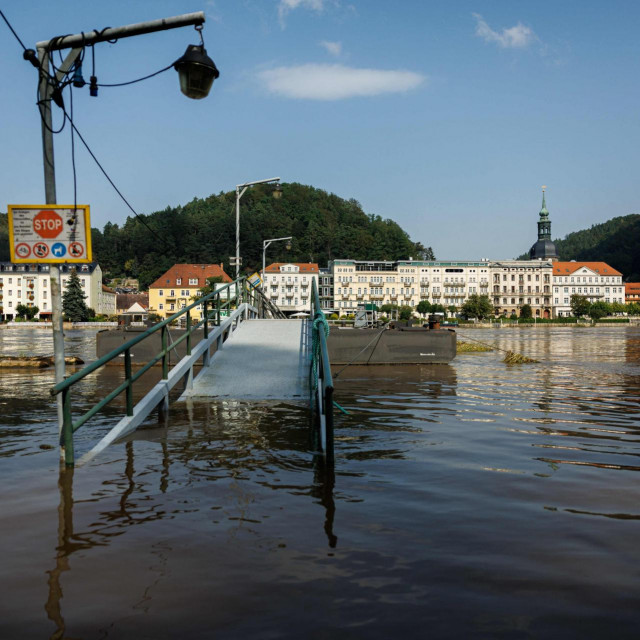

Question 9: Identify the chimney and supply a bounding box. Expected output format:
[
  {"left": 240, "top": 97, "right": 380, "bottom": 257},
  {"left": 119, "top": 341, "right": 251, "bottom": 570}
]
[{"left": 220, "top": 263, "right": 223, "bottom": 270}]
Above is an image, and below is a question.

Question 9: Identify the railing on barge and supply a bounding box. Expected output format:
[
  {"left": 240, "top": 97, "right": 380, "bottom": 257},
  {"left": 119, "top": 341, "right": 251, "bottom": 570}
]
[
  {"left": 51, "top": 278, "right": 276, "bottom": 466},
  {"left": 310, "top": 280, "right": 334, "bottom": 464}
]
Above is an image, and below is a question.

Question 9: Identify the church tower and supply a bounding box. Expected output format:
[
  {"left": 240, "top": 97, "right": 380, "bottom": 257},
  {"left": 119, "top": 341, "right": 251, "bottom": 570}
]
[{"left": 529, "top": 187, "right": 558, "bottom": 260}]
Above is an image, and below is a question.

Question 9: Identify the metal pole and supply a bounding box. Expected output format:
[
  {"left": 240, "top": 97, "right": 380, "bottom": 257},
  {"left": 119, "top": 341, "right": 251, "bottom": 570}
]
[
  {"left": 36, "top": 12, "right": 205, "bottom": 50},
  {"left": 235, "top": 187, "right": 240, "bottom": 280},
  {"left": 38, "top": 47, "right": 67, "bottom": 460}
]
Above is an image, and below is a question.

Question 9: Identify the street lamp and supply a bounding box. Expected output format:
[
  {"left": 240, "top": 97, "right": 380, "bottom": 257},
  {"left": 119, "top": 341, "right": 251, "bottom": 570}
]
[
  {"left": 262, "top": 236, "right": 292, "bottom": 288},
  {"left": 234, "top": 177, "right": 281, "bottom": 279},
  {"left": 31, "top": 11, "right": 214, "bottom": 460}
]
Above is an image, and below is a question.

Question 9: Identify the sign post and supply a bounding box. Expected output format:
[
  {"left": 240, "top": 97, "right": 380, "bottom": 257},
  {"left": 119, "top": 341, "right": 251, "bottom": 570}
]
[{"left": 8, "top": 205, "right": 92, "bottom": 463}]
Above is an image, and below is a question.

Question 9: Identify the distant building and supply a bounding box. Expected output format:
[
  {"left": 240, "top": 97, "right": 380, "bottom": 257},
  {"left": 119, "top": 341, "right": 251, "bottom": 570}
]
[
  {"left": 116, "top": 293, "right": 149, "bottom": 315},
  {"left": 552, "top": 261, "right": 624, "bottom": 316},
  {"left": 148, "top": 264, "right": 232, "bottom": 319},
  {"left": 318, "top": 267, "right": 334, "bottom": 314},
  {"left": 330, "top": 259, "right": 491, "bottom": 315},
  {"left": 0, "top": 262, "right": 105, "bottom": 320},
  {"left": 100, "top": 284, "right": 117, "bottom": 316},
  {"left": 529, "top": 189, "right": 558, "bottom": 261},
  {"left": 491, "top": 260, "right": 553, "bottom": 318},
  {"left": 263, "top": 263, "right": 319, "bottom": 314},
  {"left": 625, "top": 283, "right": 640, "bottom": 305}
]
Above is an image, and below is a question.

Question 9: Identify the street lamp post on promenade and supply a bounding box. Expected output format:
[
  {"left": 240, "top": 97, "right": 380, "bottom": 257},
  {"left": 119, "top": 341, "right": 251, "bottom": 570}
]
[
  {"left": 234, "top": 178, "right": 281, "bottom": 279},
  {"left": 262, "top": 236, "right": 292, "bottom": 287},
  {"left": 31, "top": 11, "right": 217, "bottom": 460}
]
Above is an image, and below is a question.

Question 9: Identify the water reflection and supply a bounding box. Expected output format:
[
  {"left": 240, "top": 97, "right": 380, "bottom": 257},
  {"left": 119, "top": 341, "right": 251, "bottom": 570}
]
[{"left": 2, "top": 327, "right": 640, "bottom": 638}]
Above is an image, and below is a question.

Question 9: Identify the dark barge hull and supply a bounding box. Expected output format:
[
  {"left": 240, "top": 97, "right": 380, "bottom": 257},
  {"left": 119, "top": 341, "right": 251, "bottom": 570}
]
[{"left": 327, "top": 328, "right": 456, "bottom": 365}]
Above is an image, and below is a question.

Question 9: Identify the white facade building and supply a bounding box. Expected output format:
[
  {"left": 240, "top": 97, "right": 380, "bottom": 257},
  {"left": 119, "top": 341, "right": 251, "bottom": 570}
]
[
  {"left": 552, "top": 261, "right": 624, "bottom": 316},
  {"left": 331, "top": 259, "right": 491, "bottom": 314},
  {"left": 0, "top": 262, "right": 106, "bottom": 320},
  {"left": 490, "top": 260, "right": 554, "bottom": 318},
  {"left": 263, "top": 263, "right": 319, "bottom": 314}
]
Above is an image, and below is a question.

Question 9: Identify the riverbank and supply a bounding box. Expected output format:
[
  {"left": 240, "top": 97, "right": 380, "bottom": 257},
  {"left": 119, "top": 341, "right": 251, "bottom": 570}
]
[{"left": 0, "top": 321, "right": 117, "bottom": 330}]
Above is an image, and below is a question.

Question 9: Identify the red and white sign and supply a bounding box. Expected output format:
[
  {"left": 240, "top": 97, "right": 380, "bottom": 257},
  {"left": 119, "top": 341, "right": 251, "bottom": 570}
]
[
  {"left": 7, "top": 205, "right": 92, "bottom": 264},
  {"left": 33, "top": 210, "right": 64, "bottom": 238}
]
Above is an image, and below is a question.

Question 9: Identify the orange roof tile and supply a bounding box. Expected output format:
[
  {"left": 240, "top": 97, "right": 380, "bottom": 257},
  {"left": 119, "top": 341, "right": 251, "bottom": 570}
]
[
  {"left": 552, "top": 261, "right": 622, "bottom": 277},
  {"left": 149, "top": 264, "right": 232, "bottom": 289},
  {"left": 265, "top": 262, "right": 319, "bottom": 273},
  {"left": 625, "top": 283, "right": 640, "bottom": 293}
]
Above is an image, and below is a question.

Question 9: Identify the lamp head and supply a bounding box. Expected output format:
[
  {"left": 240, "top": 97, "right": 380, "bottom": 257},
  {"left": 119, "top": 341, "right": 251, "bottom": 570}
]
[
  {"left": 286, "top": 241, "right": 292, "bottom": 251},
  {"left": 174, "top": 44, "right": 219, "bottom": 99},
  {"left": 272, "top": 183, "right": 282, "bottom": 199}
]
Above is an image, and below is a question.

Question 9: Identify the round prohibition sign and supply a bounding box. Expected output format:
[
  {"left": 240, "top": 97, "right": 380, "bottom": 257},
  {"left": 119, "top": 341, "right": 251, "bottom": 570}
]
[
  {"left": 34, "top": 242, "right": 50, "bottom": 259},
  {"left": 68, "top": 242, "right": 84, "bottom": 258},
  {"left": 15, "top": 243, "right": 31, "bottom": 258}
]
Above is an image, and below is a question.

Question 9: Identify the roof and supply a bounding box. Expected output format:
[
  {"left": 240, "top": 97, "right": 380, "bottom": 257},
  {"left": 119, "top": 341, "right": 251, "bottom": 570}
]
[
  {"left": 102, "top": 284, "right": 116, "bottom": 294},
  {"left": 625, "top": 283, "right": 640, "bottom": 294},
  {"left": 265, "top": 262, "right": 319, "bottom": 273},
  {"left": 149, "top": 264, "right": 232, "bottom": 289},
  {"left": 552, "top": 261, "right": 622, "bottom": 277},
  {"left": 117, "top": 293, "right": 149, "bottom": 310}
]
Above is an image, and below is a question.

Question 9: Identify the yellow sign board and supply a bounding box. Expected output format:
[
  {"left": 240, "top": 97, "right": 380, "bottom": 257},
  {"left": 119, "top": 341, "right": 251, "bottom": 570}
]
[{"left": 8, "top": 204, "right": 92, "bottom": 263}]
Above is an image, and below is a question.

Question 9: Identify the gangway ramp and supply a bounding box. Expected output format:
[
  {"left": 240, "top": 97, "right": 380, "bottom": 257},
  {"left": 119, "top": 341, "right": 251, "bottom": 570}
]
[{"left": 182, "top": 319, "right": 310, "bottom": 401}]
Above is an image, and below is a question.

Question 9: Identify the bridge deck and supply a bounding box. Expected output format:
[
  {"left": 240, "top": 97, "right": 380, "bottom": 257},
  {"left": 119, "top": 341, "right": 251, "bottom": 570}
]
[{"left": 183, "top": 319, "right": 310, "bottom": 401}]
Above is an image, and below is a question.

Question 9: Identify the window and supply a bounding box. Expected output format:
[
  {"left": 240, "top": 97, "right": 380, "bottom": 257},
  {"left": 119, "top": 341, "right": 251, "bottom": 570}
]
[
  {"left": 170, "top": 290, "right": 175, "bottom": 296},
  {"left": 176, "top": 278, "right": 182, "bottom": 285},
  {"left": 159, "top": 290, "right": 164, "bottom": 296},
  {"left": 169, "top": 304, "right": 175, "bottom": 310},
  {"left": 189, "top": 278, "right": 198, "bottom": 285},
  {"left": 159, "top": 303, "right": 164, "bottom": 310}
]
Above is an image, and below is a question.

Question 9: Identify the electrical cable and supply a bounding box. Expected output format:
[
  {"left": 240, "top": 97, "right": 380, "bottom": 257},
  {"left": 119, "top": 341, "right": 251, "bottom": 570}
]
[
  {"left": 0, "top": 8, "right": 28, "bottom": 51},
  {"left": 97, "top": 63, "right": 174, "bottom": 87},
  {"left": 61, "top": 105, "right": 173, "bottom": 252}
]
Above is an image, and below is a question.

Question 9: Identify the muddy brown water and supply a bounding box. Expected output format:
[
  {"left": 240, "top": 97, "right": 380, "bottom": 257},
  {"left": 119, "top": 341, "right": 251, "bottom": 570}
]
[{"left": 1, "top": 328, "right": 639, "bottom": 639}]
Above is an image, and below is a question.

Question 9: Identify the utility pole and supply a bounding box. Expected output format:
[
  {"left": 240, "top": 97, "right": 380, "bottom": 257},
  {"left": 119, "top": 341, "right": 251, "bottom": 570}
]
[{"left": 35, "top": 12, "right": 208, "bottom": 460}]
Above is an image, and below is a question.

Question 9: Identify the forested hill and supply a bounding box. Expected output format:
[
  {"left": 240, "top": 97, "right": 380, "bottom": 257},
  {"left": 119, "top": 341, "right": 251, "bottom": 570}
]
[
  {"left": 519, "top": 214, "right": 640, "bottom": 281},
  {"left": 0, "top": 185, "right": 433, "bottom": 289},
  {"left": 92, "top": 183, "right": 433, "bottom": 288}
]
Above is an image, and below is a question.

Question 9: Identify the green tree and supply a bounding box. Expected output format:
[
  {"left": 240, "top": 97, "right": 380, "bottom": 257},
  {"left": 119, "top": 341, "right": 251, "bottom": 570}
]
[
  {"left": 460, "top": 294, "right": 493, "bottom": 320},
  {"left": 447, "top": 305, "right": 457, "bottom": 317},
  {"left": 62, "top": 268, "right": 90, "bottom": 321},
  {"left": 398, "top": 305, "right": 413, "bottom": 321},
  {"left": 194, "top": 275, "right": 223, "bottom": 299},
  {"left": 570, "top": 294, "right": 591, "bottom": 318},
  {"left": 16, "top": 304, "right": 39, "bottom": 320},
  {"left": 520, "top": 303, "right": 533, "bottom": 319},
  {"left": 416, "top": 300, "right": 432, "bottom": 317},
  {"left": 431, "top": 303, "right": 446, "bottom": 314},
  {"left": 589, "top": 300, "right": 610, "bottom": 321}
]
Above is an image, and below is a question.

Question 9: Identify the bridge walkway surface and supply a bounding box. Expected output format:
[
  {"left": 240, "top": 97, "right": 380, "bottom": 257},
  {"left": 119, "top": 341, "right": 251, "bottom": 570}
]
[{"left": 182, "top": 318, "right": 310, "bottom": 402}]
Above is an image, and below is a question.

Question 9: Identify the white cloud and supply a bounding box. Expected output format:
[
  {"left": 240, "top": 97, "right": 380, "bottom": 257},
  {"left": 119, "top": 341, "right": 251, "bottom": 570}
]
[
  {"left": 473, "top": 13, "right": 536, "bottom": 48},
  {"left": 258, "top": 63, "right": 425, "bottom": 100},
  {"left": 320, "top": 40, "right": 342, "bottom": 56},
  {"left": 278, "top": 0, "right": 325, "bottom": 26}
]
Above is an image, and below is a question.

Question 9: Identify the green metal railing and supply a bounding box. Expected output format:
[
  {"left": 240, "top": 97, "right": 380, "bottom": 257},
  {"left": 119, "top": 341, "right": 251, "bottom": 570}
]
[
  {"left": 51, "top": 277, "right": 272, "bottom": 466},
  {"left": 310, "top": 279, "right": 334, "bottom": 463}
]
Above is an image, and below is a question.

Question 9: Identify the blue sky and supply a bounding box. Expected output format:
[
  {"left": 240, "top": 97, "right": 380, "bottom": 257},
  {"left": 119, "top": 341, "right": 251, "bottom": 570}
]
[{"left": 1, "top": 0, "right": 639, "bottom": 260}]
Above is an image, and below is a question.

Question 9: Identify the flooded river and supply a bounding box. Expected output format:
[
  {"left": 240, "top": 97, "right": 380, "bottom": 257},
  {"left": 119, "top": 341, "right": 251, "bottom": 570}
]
[{"left": 1, "top": 327, "right": 639, "bottom": 639}]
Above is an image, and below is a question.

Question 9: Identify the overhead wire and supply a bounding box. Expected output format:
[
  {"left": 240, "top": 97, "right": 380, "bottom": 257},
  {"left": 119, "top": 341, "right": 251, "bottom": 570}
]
[{"left": 2, "top": 12, "right": 184, "bottom": 256}]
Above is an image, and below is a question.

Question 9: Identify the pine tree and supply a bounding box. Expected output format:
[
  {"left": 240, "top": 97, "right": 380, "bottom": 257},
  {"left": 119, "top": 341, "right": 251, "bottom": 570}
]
[{"left": 62, "top": 268, "right": 89, "bottom": 321}]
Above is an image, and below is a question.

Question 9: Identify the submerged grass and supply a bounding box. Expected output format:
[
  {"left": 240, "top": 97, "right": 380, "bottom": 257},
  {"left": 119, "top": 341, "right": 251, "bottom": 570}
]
[
  {"left": 457, "top": 341, "right": 493, "bottom": 353},
  {"left": 503, "top": 350, "right": 539, "bottom": 364}
]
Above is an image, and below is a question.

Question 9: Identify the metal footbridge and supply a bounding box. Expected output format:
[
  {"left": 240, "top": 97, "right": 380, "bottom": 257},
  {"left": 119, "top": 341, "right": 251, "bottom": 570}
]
[{"left": 51, "top": 279, "right": 333, "bottom": 467}]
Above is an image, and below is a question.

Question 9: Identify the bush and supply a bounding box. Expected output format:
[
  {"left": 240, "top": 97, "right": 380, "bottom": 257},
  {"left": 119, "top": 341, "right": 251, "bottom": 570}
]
[
  {"left": 329, "top": 313, "right": 338, "bottom": 320},
  {"left": 596, "top": 318, "right": 629, "bottom": 323}
]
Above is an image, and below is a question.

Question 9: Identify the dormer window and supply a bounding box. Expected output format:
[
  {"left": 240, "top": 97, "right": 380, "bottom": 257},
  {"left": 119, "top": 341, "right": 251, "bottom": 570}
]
[
  {"left": 176, "top": 278, "right": 182, "bottom": 285},
  {"left": 189, "top": 278, "right": 198, "bottom": 285}
]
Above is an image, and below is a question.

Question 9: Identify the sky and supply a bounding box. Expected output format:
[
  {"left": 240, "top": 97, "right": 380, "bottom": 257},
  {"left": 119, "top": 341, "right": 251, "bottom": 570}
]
[{"left": 1, "top": 0, "right": 639, "bottom": 261}]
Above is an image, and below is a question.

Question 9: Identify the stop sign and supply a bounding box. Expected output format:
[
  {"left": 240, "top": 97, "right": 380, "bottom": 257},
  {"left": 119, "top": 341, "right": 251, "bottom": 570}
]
[{"left": 33, "top": 210, "right": 64, "bottom": 239}]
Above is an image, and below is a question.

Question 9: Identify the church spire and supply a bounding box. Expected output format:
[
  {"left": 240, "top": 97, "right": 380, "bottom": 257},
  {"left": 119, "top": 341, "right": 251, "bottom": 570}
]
[
  {"left": 529, "top": 185, "right": 558, "bottom": 260},
  {"left": 539, "top": 185, "right": 549, "bottom": 219}
]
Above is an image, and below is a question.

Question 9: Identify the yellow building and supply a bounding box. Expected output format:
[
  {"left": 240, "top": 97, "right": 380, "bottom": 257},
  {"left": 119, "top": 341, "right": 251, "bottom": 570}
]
[{"left": 148, "top": 263, "right": 231, "bottom": 319}]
